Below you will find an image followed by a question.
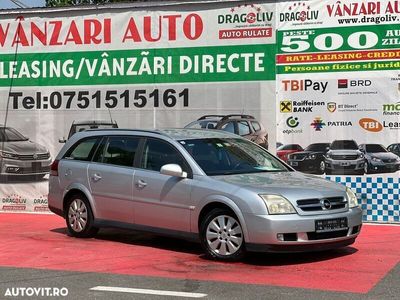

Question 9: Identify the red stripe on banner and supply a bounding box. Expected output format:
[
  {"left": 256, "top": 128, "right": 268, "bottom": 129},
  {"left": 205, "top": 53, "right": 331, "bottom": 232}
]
[{"left": 0, "top": 213, "right": 399, "bottom": 293}]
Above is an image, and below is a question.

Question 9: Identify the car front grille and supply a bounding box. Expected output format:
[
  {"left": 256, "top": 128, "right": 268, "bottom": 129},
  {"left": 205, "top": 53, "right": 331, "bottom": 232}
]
[
  {"left": 290, "top": 153, "right": 307, "bottom": 160},
  {"left": 16, "top": 153, "right": 50, "bottom": 161},
  {"left": 307, "top": 229, "right": 348, "bottom": 240},
  {"left": 330, "top": 154, "right": 358, "bottom": 160},
  {"left": 297, "top": 197, "right": 347, "bottom": 211},
  {"left": 382, "top": 158, "right": 397, "bottom": 163}
]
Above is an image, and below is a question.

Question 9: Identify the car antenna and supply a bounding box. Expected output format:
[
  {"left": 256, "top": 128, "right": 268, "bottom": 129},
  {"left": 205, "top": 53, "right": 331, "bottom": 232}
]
[
  {"left": 108, "top": 108, "right": 114, "bottom": 124},
  {"left": 1, "top": 16, "right": 24, "bottom": 179}
]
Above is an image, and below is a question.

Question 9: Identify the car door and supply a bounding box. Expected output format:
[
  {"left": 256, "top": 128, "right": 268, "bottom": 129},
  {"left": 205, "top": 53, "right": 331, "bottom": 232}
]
[
  {"left": 87, "top": 136, "right": 139, "bottom": 224},
  {"left": 132, "top": 138, "right": 192, "bottom": 232}
]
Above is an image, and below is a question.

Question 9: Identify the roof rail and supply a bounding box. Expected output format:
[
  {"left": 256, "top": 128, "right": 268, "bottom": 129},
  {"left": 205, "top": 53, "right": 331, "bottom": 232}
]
[
  {"left": 221, "top": 114, "right": 255, "bottom": 121},
  {"left": 197, "top": 115, "right": 226, "bottom": 120},
  {"left": 86, "top": 128, "right": 166, "bottom": 136}
]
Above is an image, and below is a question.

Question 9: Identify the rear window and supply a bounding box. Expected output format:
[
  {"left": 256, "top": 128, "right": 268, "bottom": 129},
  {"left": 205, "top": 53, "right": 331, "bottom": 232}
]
[
  {"left": 64, "top": 138, "right": 100, "bottom": 161},
  {"left": 251, "top": 121, "right": 261, "bottom": 132}
]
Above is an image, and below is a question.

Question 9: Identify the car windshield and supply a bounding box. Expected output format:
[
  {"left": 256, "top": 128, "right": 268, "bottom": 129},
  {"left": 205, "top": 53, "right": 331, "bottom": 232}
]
[
  {"left": 365, "top": 144, "right": 387, "bottom": 153},
  {"left": 330, "top": 140, "right": 358, "bottom": 150},
  {"left": 0, "top": 127, "right": 28, "bottom": 142},
  {"left": 305, "top": 143, "right": 329, "bottom": 152},
  {"left": 277, "top": 144, "right": 301, "bottom": 151},
  {"left": 180, "top": 138, "right": 289, "bottom": 175}
]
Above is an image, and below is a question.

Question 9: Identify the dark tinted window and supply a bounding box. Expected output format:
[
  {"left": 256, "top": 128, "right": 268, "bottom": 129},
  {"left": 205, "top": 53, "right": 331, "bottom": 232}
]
[
  {"left": 140, "top": 139, "right": 187, "bottom": 172},
  {"left": 330, "top": 140, "right": 358, "bottom": 150},
  {"left": 93, "top": 136, "right": 139, "bottom": 167},
  {"left": 238, "top": 121, "right": 251, "bottom": 135},
  {"left": 365, "top": 144, "right": 387, "bottom": 153},
  {"left": 305, "top": 143, "right": 330, "bottom": 152},
  {"left": 64, "top": 138, "right": 99, "bottom": 161}
]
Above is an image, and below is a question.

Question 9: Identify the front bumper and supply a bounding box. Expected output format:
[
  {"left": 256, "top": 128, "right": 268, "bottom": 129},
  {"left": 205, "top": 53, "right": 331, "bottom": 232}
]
[
  {"left": 368, "top": 161, "right": 400, "bottom": 173},
  {"left": 0, "top": 157, "right": 52, "bottom": 175},
  {"left": 287, "top": 159, "right": 320, "bottom": 173},
  {"left": 243, "top": 207, "right": 362, "bottom": 252},
  {"left": 325, "top": 158, "right": 364, "bottom": 172}
]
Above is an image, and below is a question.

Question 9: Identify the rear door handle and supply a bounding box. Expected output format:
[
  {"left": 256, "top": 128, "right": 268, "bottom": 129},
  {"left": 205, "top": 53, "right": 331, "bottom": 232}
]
[
  {"left": 92, "top": 173, "right": 102, "bottom": 182},
  {"left": 136, "top": 179, "right": 147, "bottom": 189}
]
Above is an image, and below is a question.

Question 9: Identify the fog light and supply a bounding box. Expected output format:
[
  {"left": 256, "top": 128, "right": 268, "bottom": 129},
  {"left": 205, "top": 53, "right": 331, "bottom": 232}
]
[
  {"left": 6, "top": 167, "right": 20, "bottom": 173},
  {"left": 277, "top": 233, "right": 284, "bottom": 241}
]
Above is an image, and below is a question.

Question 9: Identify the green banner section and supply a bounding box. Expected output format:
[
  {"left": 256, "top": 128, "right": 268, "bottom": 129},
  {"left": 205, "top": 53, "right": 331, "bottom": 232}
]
[
  {"left": 0, "top": 44, "right": 276, "bottom": 87},
  {"left": 277, "top": 60, "right": 400, "bottom": 74},
  {"left": 277, "top": 23, "right": 400, "bottom": 54}
]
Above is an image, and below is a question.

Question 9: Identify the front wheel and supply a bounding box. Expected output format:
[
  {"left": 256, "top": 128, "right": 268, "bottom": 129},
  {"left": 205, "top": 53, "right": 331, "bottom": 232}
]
[
  {"left": 200, "top": 208, "right": 245, "bottom": 261},
  {"left": 66, "top": 195, "right": 98, "bottom": 238},
  {"left": 317, "top": 160, "right": 326, "bottom": 175}
]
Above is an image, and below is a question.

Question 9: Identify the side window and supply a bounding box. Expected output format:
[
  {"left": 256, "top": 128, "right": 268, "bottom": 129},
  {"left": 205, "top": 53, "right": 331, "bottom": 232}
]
[
  {"left": 93, "top": 136, "right": 139, "bottom": 167},
  {"left": 251, "top": 121, "right": 261, "bottom": 132},
  {"left": 238, "top": 121, "right": 251, "bottom": 136},
  {"left": 221, "top": 121, "right": 235, "bottom": 133},
  {"left": 64, "top": 138, "right": 99, "bottom": 161},
  {"left": 140, "top": 139, "right": 187, "bottom": 172}
]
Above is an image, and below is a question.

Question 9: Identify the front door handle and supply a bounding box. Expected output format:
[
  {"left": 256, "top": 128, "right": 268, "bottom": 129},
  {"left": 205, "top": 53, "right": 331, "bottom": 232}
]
[
  {"left": 136, "top": 179, "right": 147, "bottom": 189},
  {"left": 92, "top": 173, "right": 102, "bottom": 182}
]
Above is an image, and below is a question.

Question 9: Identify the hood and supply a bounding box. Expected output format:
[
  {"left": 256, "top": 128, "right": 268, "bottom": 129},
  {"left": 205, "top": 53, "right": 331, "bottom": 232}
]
[
  {"left": 213, "top": 171, "right": 346, "bottom": 200},
  {"left": 327, "top": 149, "right": 361, "bottom": 155},
  {"left": 1, "top": 140, "right": 49, "bottom": 155}
]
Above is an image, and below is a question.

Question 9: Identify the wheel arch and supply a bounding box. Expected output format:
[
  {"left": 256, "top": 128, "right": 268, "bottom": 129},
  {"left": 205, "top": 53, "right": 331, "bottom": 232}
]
[{"left": 63, "top": 183, "right": 97, "bottom": 218}]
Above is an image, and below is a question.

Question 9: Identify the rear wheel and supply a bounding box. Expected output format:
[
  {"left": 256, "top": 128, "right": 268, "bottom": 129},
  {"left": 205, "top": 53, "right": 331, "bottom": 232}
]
[
  {"left": 317, "top": 160, "right": 326, "bottom": 175},
  {"left": 66, "top": 195, "right": 98, "bottom": 238},
  {"left": 200, "top": 208, "right": 245, "bottom": 261}
]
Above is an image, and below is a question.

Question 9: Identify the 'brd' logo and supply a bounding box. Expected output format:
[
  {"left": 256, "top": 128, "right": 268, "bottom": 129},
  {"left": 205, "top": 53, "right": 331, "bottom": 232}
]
[{"left": 218, "top": 4, "right": 273, "bottom": 40}]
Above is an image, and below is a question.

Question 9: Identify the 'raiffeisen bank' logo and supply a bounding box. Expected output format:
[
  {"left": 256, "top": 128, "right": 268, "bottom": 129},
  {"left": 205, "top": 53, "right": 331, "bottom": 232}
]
[{"left": 218, "top": 4, "right": 273, "bottom": 40}]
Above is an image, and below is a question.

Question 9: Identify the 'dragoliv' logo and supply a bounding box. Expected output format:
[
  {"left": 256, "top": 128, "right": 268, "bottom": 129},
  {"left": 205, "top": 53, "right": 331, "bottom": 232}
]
[
  {"left": 218, "top": 4, "right": 273, "bottom": 25},
  {"left": 280, "top": 2, "right": 319, "bottom": 23}
]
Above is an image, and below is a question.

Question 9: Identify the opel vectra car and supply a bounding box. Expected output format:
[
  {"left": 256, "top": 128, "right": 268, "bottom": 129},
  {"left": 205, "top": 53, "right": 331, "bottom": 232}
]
[
  {"left": 184, "top": 115, "right": 268, "bottom": 149},
  {"left": 359, "top": 144, "right": 400, "bottom": 174},
  {"left": 48, "top": 129, "right": 362, "bottom": 261},
  {"left": 0, "top": 125, "right": 51, "bottom": 178}
]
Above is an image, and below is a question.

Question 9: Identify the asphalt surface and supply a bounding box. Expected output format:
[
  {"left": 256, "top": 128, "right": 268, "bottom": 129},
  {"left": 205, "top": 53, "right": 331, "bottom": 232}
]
[{"left": 1, "top": 265, "right": 400, "bottom": 300}]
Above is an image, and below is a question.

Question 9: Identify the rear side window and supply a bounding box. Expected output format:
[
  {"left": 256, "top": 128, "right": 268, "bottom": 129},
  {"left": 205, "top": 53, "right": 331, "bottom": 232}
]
[
  {"left": 64, "top": 138, "right": 99, "bottom": 161},
  {"left": 93, "top": 136, "right": 140, "bottom": 167},
  {"left": 251, "top": 121, "right": 261, "bottom": 132},
  {"left": 238, "top": 121, "right": 251, "bottom": 136},
  {"left": 221, "top": 121, "right": 235, "bottom": 133}
]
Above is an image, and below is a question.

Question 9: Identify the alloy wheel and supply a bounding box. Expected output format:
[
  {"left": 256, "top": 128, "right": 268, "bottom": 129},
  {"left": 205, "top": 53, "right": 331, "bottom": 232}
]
[{"left": 68, "top": 198, "right": 88, "bottom": 233}]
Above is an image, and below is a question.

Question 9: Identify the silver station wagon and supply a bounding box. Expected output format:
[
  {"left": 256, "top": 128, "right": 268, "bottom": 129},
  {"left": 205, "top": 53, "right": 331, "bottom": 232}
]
[{"left": 48, "top": 129, "right": 362, "bottom": 261}]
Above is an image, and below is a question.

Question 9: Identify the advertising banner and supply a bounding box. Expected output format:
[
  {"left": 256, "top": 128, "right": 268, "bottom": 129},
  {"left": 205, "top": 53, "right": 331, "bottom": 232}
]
[
  {"left": 276, "top": 0, "right": 400, "bottom": 222},
  {"left": 0, "top": 2, "right": 276, "bottom": 212}
]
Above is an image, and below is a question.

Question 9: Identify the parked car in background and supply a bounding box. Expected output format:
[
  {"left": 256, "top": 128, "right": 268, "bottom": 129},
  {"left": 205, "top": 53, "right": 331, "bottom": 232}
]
[
  {"left": 387, "top": 143, "right": 400, "bottom": 157},
  {"left": 48, "top": 129, "right": 362, "bottom": 261},
  {"left": 325, "top": 140, "right": 364, "bottom": 175},
  {"left": 0, "top": 125, "right": 51, "bottom": 178},
  {"left": 276, "top": 144, "right": 303, "bottom": 162},
  {"left": 59, "top": 120, "right": 118, "bottom": 143},
  {"left": 359, "top": 144, "right": 400, "bottom": 174},
  {"left": 287, "top": 143, "right": 330, "bottom": 174},
  {"left": 184, "top": 114, "right": 268, "bottom": 149}
]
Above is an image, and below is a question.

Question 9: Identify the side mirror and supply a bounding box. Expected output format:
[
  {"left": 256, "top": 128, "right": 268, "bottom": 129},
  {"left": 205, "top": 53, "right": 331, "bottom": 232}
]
[
  {"left": 160, "top": 164, "right": 187, "bottom": 178},
  {"left": 59, "top": 137, "right": 66, "bottom": 143}
]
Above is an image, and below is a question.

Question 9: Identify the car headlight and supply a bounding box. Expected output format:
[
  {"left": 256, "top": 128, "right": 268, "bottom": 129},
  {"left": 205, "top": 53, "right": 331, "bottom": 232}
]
[
  {"left": 346, "top": 187, "right": 359, "bottom": 208},
  {"left": 372, "top": 157, "right": 382, "bottom": 162},
  {"left": 307, "top": 154, "right": 316, "bottom": 160},
  {"left": 0, "top": 151, "right": 18, "bottom": 159},
  {"left": 359, "top": 154, "right": 364, "bottom": 159},
  {"left": 325, "top": 153, "right": 330, "bottom": 158},
  {"left": 260, "top": 194, "right": 296, "bottom": 215}
]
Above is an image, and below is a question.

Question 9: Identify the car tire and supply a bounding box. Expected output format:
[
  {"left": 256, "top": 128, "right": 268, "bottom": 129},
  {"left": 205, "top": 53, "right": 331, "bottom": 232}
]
[
  {"left": 200, "top": 208, "right": 245, "bottom": 261},
  {"left": 317, "top": 160, "right": 326, "bottom": 175},
  {"left": 66, "top": 194, "right": 98, "bottom": 238}
]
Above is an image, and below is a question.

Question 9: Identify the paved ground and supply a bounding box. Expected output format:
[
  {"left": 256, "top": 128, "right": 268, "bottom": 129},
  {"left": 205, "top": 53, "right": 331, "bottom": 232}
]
[{"left": 0, "top": 213, "right": 400, "bottom": 299}]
